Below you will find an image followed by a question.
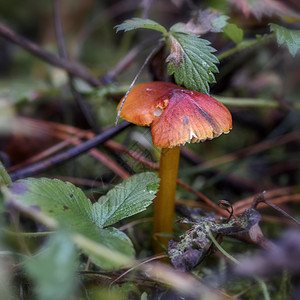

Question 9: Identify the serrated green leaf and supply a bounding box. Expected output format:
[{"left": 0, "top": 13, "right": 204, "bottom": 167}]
[
  {"left": 8, "top": 173, "right": 159, "bottom": 269},
  {"left": 8, "top": 178, "right": 135, "bottom": 269},
  {"left": 7, "top": 178, "right": 131, "bottom": 268},
  {"left": 115, "top": 18, "right": 167, "bottom": 35},
  {"left": 25, "top": 231, "right": 77, "bottom": 300},
  {"left": 223, "top": 23, "right": 244, "bottom": 44},
  {"left": 167, "top": 33, "right": 219, "bottom": 94},
  {"left": 270, "top": 23, "right": 300, "bottom": 57},
  {"left": 94, "top": 172, "right": 160, "bottom": 227},
  {"left": 0, "top": 161, "right": 11, "bottom": 186}
]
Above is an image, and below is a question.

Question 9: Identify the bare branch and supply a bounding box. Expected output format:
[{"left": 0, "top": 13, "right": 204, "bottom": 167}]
[
  {"left": 9, "top": 121, "right": 131, "bottom": 181},
  {"left": 0, "top": 22, "right": 102, "bottom": 86},
  {"left": 52, "top": 0, "right": 99, "bottom": 132}
]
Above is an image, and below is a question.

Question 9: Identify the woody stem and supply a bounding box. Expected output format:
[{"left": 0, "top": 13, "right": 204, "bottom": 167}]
[{"left": 154, "top": 146, "right": 180, "bottom": 253}]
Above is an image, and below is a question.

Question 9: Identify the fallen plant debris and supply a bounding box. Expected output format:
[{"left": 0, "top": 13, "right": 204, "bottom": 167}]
[{"left": 169, "top": 207, "right": 262, "bottom": 272}]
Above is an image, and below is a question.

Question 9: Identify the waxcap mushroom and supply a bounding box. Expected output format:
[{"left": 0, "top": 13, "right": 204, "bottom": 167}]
[{"left": 119, "top": 81, "right": 232, "bottom": 148}]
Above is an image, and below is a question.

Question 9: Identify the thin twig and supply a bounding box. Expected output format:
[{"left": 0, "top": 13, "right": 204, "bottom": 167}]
[
  {"left": 9, "top": 121, "right": 131, "bottom": 181},
  {"left": 8, "top": 140, "right": 71, "bottom": 172},
  {"left": 115, "top": 41, "right": 163, "bottom": 125},
  {"left": 176, "top": 179, "right": 227, "bottom": 216},
  {"left": 1, "top": 229, "right": 54, "bottom": 238},
  {"left": 106, "top": 38, "right": 155, "bottom": 80},
  {"left": 181, "top": 131, "right": 300, "bottom": 177},
  {"left": 52, "top": 176, "right": 109, "bottom": 188},
  {"left": 53, "top": 0, "right": 67, "bottom": 58},
  {"left": 264, "top": 200, "right": 300, "bottom": 226},
  {"left": 52, "top": 0, "right": 99, "bottom": 132},
  {"left": 235, "top": 194, "right": 300, "bottom": 216},
  {"left": 217, "top": 34, "right": 275, "bottom": 61},
  {"left": 13, "top": 118, "right": 130, "bottom": 179},
  {"left": 50, "top": 131, "right": 131, "bottom": 179},
  {"left": 233, "top": 186, "right": 297, "bottom": 213},
  {"left": 140, "top": 0, "right": 154, "bottom": 19},
  {"left": 118, "top": 217, "right": 153, "bottom": 231},
  {"left": 0, "top": 22, "right": 102, "bottom": 86},
  {"left": 110, "top": 254, "right": 168, "bottom": 286},
  {"left": 71, "top": 1, "right": 138, "bottom": 59}
]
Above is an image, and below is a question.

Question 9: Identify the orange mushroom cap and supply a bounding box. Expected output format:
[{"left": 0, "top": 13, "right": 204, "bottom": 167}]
[{"left": 118, "top": 81, "right": 232, "bottom": 148}]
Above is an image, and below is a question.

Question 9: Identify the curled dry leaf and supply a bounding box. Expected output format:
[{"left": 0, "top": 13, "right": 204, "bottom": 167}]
[
  {"left": 166, "top": 35, "right": 184, "bottom": 67},
  {"left": 170, "top": 9, "right": 228, "bottom": 36}
]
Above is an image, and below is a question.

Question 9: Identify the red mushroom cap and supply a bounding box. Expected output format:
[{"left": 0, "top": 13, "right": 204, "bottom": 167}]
[{"left": 119, "top": 81, "right": 232, "bottom": 148}]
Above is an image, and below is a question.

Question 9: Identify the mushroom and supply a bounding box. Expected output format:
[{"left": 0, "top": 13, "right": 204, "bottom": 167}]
[{"left": 118, "top": 81, "right": 232, "bottom": 251}]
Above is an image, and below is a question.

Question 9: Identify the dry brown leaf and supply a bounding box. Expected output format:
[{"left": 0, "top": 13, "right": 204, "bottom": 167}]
[
  {"left": 230, "top": 0, "right": 299, "bottom": 20},
  {"left": 184, "top": 9, "right": 225, "bottom": 35}
]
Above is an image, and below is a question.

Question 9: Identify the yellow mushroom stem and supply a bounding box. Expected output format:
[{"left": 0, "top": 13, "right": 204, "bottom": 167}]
[{"left": 154, "top": 146, "right": 180, "bottom": 253}]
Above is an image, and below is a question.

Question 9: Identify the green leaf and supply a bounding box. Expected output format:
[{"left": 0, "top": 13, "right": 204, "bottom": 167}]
[
  {"left": 0, "top": 161, "right": 11, "bottom": 186},
  {"left": 94, "top": 172, "right": 160, "bottom": 227},
  {"left": 0, "top": 257, "right": 12, "bottom": 300},
  {"left": 115, "top": 18, "right": 167, "bottom": 35},
  {"left": 0, "top": 79, "right": 47, "bottom": 104},
  {"left": 81, "top": 226, "right": 133, "bottom": 269},
  {"left": 167, "top": 33, "right": 219, "bottom": 94},
  {"left": 0, "top": 198, "right": 4, "bottom": 214},
  {"left": 270, "top": 23, "right": 300, "bottom": 57},
  {"left": 25, "top": 231, "right": 77, "bottom": 300},
  {"left": 212, "top": 15, "right": 229, "bottom": 30},
  {"left": 8, "top": 178, "right": 133, "bottom": 269},
  {"left": 223, "top": 23, "right": 244, "bottom": 44},
  {"left": 8, "top": 172, "right": 159, "bottom": 268},
  {"left": 169, "top": 22, "right": 190, "bottom": 34}
]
